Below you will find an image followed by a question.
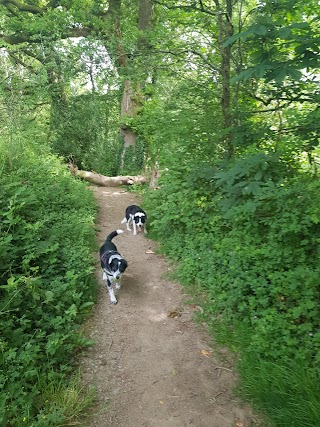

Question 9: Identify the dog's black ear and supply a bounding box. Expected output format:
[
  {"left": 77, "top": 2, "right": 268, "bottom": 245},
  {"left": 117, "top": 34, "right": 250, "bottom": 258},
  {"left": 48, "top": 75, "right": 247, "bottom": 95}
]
[{"left": 120, "top": 259, "right": 128, "bottom": 272}]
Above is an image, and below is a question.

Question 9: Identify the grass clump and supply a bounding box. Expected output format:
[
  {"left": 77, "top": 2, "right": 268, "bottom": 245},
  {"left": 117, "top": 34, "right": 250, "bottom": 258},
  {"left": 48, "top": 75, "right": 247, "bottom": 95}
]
[
  {"left": 237, "top": 355, "right": 320, "bottom": 427},
  {"left": 34, "top": 372, "right": 96, "bottom": 426}
]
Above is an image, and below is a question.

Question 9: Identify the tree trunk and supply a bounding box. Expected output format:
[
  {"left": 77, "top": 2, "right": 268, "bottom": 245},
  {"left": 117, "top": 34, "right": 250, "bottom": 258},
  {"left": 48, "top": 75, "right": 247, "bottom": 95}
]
[
  {"left": 106, "top": 0, "right": 154, "bottom": 171},
  {"left": 75, "top": 170, "right": 148, "bottom": 186},
  {"left": 119, "top": 80, "right": 141, "bottom": 168},
  {"left": 45, "top": 51, "right": 69, "bottom": 152},
  {"left": 215, "top": 0, "right": 234, "bottom": 158}
]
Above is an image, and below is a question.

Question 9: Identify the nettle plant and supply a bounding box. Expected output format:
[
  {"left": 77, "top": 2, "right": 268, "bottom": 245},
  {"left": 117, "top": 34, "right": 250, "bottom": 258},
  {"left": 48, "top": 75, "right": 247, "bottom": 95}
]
[{"left": 0, "top": 151, "right": 97, "bottom": 425}]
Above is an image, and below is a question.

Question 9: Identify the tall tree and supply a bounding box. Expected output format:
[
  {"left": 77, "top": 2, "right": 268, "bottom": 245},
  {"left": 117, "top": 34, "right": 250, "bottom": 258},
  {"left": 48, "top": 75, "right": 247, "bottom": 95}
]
[
  {"left": 0, "top": 0, "right": 157, "bottom": 171},
  {"left": 153, "top": 0, "right": 237, "bottom": 158},
  {"left": 107, "top": 0, "right": 154, "bottom": 169}
]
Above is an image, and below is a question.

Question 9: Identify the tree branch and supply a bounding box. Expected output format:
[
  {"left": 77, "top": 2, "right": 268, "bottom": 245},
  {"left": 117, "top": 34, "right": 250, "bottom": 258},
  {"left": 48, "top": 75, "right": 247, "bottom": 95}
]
[
  {"left": 0, "top": 26, "right": 93, "bottom": 46},
  {"left": 8, "top": 52, "right": 38, "bottom": 74},
  {"left": 0, "top": 0, "right": 44, "bottom": 14},
  {"left": 155, "top": 48, "right": 220, "bottom": 73},
  {"left": 154, "top": 0, "right": 217, "bottom": 16},
  {"left": 74, "top": 170, "right": 149, "bottom": 187}
]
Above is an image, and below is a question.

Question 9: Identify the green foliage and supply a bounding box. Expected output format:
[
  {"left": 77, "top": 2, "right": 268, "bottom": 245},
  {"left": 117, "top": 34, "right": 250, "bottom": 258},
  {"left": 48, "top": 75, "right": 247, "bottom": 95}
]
[
  {"left": 212, "top": 152, "right": 292, "bottom": 209},
  {"left": 225, "top": 0, "right": 320, "bottom": 171},
  {"left": 120, "top": 138, "right": 146, "bottom": 176},
  {"left": 195, "top": 309, "right": 320, "bottom": 427},
  {"left": 135, "top": 79, "right": 222, "bottom": 169},
  {"left": 1, "top": 1, "right": 320, "bottom": 426},
  {"left": 33, "top": 371, "right": 95, "bottom": 427},
  {"left": 0, "top": 141, "right": 97, "bottom": 426},
  {"left": 227, "top": 4, "right": 319, "bottom": 83},
  {"left": 50, "top": 94, "right": 120, "bottom": 175},
  {"left": 237, "top": 356, "right": 320, "bottom": 427},
  {"left": 146, "top": 158, "right": 320, "bottom": 365},
  {"left": 144, "top": 153, "right": 320, "bottom": 426}
]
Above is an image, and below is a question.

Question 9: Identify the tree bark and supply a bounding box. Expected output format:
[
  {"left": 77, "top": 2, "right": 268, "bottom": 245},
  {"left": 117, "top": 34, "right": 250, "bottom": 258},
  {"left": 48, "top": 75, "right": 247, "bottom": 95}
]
[
  {"left": 215, "top": 0, "right": 234, "bottom": 158},
  {"left": 75, "top": 170, "right": 148, "bottom": 186},
  {"left": 119, "top": 80, "right": 141, "bottom": 167},
  {"left": 108, "top": 0, "right": 154, "bottom": 171}
]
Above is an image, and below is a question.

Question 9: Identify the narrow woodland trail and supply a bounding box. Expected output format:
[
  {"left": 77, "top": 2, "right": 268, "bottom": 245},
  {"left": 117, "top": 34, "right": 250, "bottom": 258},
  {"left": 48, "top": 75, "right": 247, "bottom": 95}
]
[{"left": 80, "top": 186, "right": 257, "bottom": 427}]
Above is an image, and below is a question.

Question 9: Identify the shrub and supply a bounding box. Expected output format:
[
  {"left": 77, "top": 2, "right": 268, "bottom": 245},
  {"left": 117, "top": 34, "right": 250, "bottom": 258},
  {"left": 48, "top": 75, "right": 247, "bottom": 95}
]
[
  {"left": 144, "top": 155, "right": 320, "bottom": 425},
  {"left": 0, "top": 144, "right": 97, "bottom": 426}
]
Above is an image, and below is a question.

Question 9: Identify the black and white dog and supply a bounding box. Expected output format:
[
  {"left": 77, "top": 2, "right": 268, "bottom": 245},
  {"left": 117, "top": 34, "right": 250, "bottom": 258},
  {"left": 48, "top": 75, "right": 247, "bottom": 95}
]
[
  {"left": 121, "top": 205, "right": 147, "bottom": 235},
  {"left": 100, "top": 230, "right": 128, "bottom": 304}
]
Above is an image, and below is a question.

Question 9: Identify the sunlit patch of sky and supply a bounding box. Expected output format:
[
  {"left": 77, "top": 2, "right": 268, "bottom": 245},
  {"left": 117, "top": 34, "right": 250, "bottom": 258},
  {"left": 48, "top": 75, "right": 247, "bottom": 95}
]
[{"left": 61, "top": 37, "right": 119, "bottom": 95}]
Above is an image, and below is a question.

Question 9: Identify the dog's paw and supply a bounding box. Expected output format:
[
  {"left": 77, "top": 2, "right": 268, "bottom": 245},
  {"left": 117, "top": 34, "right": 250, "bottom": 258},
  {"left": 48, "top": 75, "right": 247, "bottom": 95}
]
[{"left": 110, "top": 298, "right": 117, "bottom": 304}]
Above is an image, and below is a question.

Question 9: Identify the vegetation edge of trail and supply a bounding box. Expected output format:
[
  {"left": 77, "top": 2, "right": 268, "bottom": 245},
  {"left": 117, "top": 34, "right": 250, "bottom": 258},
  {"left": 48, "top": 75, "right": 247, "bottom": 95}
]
[{"left": 0, "top": 142, "right": 98, "bottom": 426}]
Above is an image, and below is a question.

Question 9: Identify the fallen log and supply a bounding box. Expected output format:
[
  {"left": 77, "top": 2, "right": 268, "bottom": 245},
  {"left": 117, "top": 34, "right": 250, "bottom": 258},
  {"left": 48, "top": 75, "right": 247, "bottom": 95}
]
[{"left": 75, "top": 170, "right": 148, "bottom": 187}]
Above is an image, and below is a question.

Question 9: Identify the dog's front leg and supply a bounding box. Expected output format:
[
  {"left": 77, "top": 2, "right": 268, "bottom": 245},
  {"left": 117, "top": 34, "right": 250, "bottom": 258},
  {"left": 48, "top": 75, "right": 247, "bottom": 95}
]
[
  {"left": 133, "top": 220, "right": 137, "bottom": 235},
  {"left": 107, "top": 279, "right": 117, "bottom": 304},
  {"left": 103, "top": 273, "right": 117, "bottom": 304},
  {"left": 126, "top": 217, "right": 132, "bottom": 231}
]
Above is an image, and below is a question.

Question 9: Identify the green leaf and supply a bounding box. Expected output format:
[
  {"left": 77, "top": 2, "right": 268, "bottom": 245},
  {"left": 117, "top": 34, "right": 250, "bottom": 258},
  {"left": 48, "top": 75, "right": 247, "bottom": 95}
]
[
  {"left": 230, "top": 67, "right": 256, "bottom": 83},
  {"left": 290, "top": 22, "right": 310, "bottom": 29},
  {"left": 278, "top": 27, "right": 292, "bottom": 39},
  {"left": 254, "top": 64, "right": 273, "bottom": 78},
  {"left": 222, "top": 28, "right": 254, "bottom": 47},
  {"left": 286, "top": 68, "right": 302, "bottom": 81},
  {"left": 267, "top": 68, "right": 288, "bottom": 83},
  {"left": 254, "top": 25, "right": 268, "bottom": 36},
  {"left": 254, "top": 171, "right": 263, "bottom": 181},
  {"left": 44, "top": 291, "right": 54, "bottom": 303}
]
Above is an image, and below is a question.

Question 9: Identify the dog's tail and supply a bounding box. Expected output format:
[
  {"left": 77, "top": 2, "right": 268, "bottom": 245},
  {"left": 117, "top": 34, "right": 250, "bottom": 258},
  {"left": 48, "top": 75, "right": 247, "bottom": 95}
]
[
  {"left": 121, "top": 217, "right": 127, "bottom": 224},
  {"left": 106, "top": 229, "right": 124, "bottom": 241}
]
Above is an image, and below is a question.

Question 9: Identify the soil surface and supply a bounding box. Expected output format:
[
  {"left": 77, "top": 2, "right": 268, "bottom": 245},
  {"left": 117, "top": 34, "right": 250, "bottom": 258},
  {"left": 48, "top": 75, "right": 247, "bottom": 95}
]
[{"left": 80, "top": 186, "right": 257, "bottom": 427}]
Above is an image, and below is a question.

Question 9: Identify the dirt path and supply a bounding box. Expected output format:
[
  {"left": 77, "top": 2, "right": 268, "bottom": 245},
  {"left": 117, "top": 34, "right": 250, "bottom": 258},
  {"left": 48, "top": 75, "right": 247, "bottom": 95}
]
[{"left": 80, "top": 186, "right": 257, "bottom": 427}]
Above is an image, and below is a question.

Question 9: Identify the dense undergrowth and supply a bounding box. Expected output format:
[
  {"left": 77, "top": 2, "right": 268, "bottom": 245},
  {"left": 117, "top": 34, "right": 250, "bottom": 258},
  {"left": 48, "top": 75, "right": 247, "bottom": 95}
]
[
  {"left": 144, "top": 154, "right": 320, "bottom": 427},
  {"left": 0, "top": 142, "right": 97, "bottom": 426}
]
